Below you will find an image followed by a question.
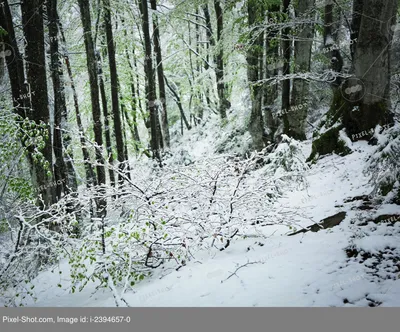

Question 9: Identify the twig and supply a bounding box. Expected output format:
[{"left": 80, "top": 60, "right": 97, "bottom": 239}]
[{"left": 221, "top": 261, "right": 262, "bottom": 283}]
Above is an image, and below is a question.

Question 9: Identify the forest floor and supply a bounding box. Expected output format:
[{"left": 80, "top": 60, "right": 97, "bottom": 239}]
[{"left": 10, "top": 123, "right": 400, "bottom": 307}]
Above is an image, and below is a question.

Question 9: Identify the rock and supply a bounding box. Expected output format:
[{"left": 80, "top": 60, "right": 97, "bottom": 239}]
[{"left": 288, "top": 211, "right": 347, "bottom": 236}]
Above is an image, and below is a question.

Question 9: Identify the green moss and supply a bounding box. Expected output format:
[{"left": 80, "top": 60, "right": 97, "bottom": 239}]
[
  {"left": 307, "top": 125, "right": 351, "bottom": 163},
  {"left": 325, "top": 89, "right": 349, "bottom": 128},
  {"left": 380, "top": 181, "right": 394, "bottom": 197}
]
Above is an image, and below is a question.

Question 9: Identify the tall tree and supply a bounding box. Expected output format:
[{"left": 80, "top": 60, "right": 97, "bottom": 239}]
[
  {"left": 214, "top": 0, "right": 229, "bottom": 120},
  {"left": 202, "top": 3, "right": 215, "bottom": 112},
  {"left": 289, "top": 0, "right": 315, "bottom": 140},
  {"left": 96, "top": 49, "right": 116, "bottom": 188},
  {"left": 324, "top": 1, "right": 343, "bottom": 87},
  {"left": 47, "top": 0, "right": 78, "bottom": 198},
  {"left": 103, "top": 0, "right": 128, "bottom": 182},
  {"left": 139, "top": 0, "right": 161, "bottom": 162},
  {"left": 310, "top": 0, "right": 398, "bottom": 160},
  {"left": 21, "top": 0, "right": 55, "bottom": 207},
  {"left": 263, "top": 3, "right": 280, "bottom": 142},
  {"left": 342, "top": 0, "right": 397, "bottom": 135},
  {"left": 281, "top": 0, "right": 292, "bottom": 137},
  {"left": 246, "top": 0, "right": 265, "bottom": 150},
  {"left": 0, "top": 0, "right": 27, "bottom": 120},
  {"left": 150, "top": 0, "right": 170, "bottom": 148},
  {"left": 78, "top": 0, "right": 107, "bottom": 216}
]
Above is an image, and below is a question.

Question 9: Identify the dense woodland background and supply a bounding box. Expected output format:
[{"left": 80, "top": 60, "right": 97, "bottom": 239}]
[{"left": 0, "top": 0, "right": 399, "bottom": 307}]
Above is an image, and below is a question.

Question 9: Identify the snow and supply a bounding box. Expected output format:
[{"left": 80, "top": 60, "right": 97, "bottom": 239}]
[{"left": 3, "top": 129, "right": 399, "bottom": 308}]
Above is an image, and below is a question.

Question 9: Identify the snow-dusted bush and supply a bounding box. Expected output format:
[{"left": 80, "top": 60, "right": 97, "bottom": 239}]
[
  {"left": 366, "top": 123, "right": 400, "bottom": 203},
  {"left": 0, "top": 199, "right": 78, "bottom": 306},
  {"left": 261, "top": 135, "right": 310, "bottom": 192},
  {"left": 0, "top": 136, "right": 313, "bottom": 306}
]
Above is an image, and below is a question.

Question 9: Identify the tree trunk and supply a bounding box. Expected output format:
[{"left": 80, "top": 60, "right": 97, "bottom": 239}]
[
  {"left": 202, "top": 4, "right": 216, "bottom": 112},
  {"left": 263, "top": 4, "right": 280, "bottom": 142},
  {"left": 150, "top": 0, "right": 170, "bottom": 148},
  {"left": 96, "top": 51, "right": 116, "bottom": 188},
  {"left": 139, "top": 0, "right": 161, "bottom": 162},
  {"left": 214, "top": 0, "right": 229, "bottom": 120},
  {"left": 103, "top": 0, "right": 127, "bottom": 182},
  {"left": 289, "top": 0, "right": 315, "bottom": 140},
  {"left": 246, "top": 0, "right": 265, "bottom": 150},
  {"left": 342, "top": 0, "right": 397, "bottom": 136},
  {"left": 324, "top": 2, "right": 343, "bottom": 87},
  {"left": 281, "top": 0, "right": 292, "bottom": 137},
  {"left": 78, "top": 0, "right": 107, "bottom": 216},
  {"left": 350, "top": 0, "right": 363, "bottom": 64},
  {"left": 309, "top": 0, "right": 398, "bottom": 161},
  {"left": 0, "top": 0, "right": 27, "bottom": 120},
  {"left": 21, "top": 0, "right": 55, "bottom": 207},
  {"left": 47, "top": 0, "right": 78, "bottom": 198}
]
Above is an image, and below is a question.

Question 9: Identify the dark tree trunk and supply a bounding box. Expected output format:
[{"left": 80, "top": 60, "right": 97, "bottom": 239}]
[
  {"left": 21, "top": 0, "right": 55, "bottom": 207},
  {"left": 246, "top": 0, "right": 265, "bottom": 150},
  {"left": 214, "top": 0, "right": 229, "bottom": 120},
  {"left": 309, "top": 0, "right": 398, "bottom": 161},
  {"left": 202, "top": 4, "right": 216, "bottom": 112},
  {"left": 324, "top": 2, "right": 343, "bottom": 87},
  {"left": 289, "top": 0, "right": 315, "bottom": 140},
  {"left": 150, "top": 0, "right": 170, "bottom": 148},
  {"left": 103, "top": 0, "right": 127, "bottom": 182},
  {"left": 78, "top": 0, "right": 107, "bottom": 216},
  {"left": 343, "top": 0, "right": 397, "bottom": 136},
  {"left": 350, "top": 0, "right": 363, "bottom": 64},
  {"left": 263, "top": 3, "right": 280, "bottom": 142},
  {"left": 0, "top": 0, "right": 27, "bottom": 120},
  {"left": 139, "top": 0, "right": 161, "bottom": 162},
  {"left": 281, "top": 0, "right": 292, "bottom": 137},
  {"left": 47, "top": 0, "right": 78, "bottom": 198}
]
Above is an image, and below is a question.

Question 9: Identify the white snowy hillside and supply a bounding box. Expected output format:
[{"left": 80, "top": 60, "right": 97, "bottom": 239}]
[
  {"left": 0, "top": 0, "right": 400, "bottom": 308},
  {"left": 1, "top": 113, "right": 399, "bottom": 307}
]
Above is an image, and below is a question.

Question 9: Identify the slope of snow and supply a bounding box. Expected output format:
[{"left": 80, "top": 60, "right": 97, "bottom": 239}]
[{"left": 7, "top": 136, "right": 399, "bottom": 307}]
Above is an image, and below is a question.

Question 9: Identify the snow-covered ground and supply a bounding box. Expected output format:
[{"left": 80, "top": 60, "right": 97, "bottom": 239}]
[{"left": 7, "top": 135, "right": 399, "bottom": 307}]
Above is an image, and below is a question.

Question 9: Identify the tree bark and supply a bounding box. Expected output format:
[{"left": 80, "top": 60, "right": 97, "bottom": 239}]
[
  {"left": 47, "top": 0, "right": 78, "bottom": 198},
  {"left": 139, "top": 0, "right": 161, "bottom": 162},
  {"left": 150, "top": 0, "right": 170, "bottom": 148},
  {"left": 281, "top": 0, "right": 292, "bottom": 137},
  {"left": 289, "top": 0, "right": 315, "bottom": 140},
  {"left": 214, "top": 0, "right": 229, "bottom": 120},
  {"left": 21, "top": 0, "right": 55, "bottom": 207},
  {"left": 0, "top": 0, "right": 27, "bottom": 120},
  {"left": 246, "top": 0, "right": 265, "bottom": 150},
  {"left": 343, "top": 0, "right": 397, "bottom": 136},
  {"left": 96, "top": 50, "right": 116, "bottom": 188},
  {"left": 78, "top": 0, "right": 107, "bottom": 216},
  {"left": 103, "top": 0, "right": 127, "bottom": 182},
  {"left": 263, "top": 3, "right": 280, "bottom": 142},
  {"left": 324, "top": 2, "right": 343, "bottom": 87}
]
